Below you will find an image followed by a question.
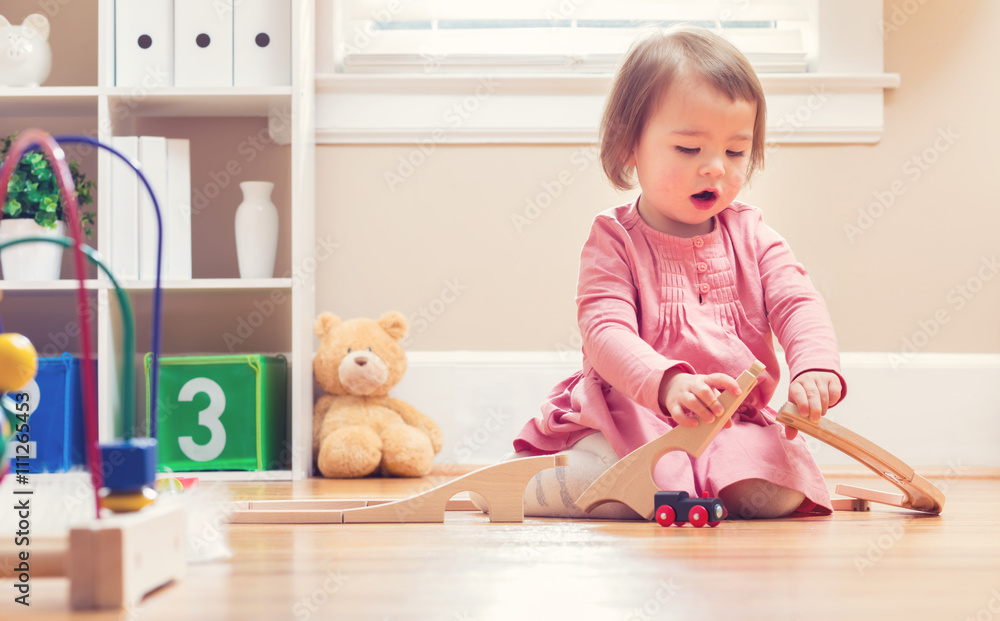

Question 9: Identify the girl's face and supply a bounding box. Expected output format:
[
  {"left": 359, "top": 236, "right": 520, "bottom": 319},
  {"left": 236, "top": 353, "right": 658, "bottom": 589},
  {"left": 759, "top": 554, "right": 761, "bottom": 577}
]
[{"left": 629, "top": 72, "right": 757, "bottom": 237}]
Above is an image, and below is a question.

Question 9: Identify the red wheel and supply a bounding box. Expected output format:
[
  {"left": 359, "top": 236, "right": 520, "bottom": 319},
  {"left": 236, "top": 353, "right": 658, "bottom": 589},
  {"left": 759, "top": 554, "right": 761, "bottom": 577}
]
[
  {"left": 689, "top": 505, "right": 709, "bottom": 528},
  {"left": 655, "top": 505, "right": 676, "bottom": 527},
  {"left": 708, "top": 521, "right": 721, "bottom": 528}
]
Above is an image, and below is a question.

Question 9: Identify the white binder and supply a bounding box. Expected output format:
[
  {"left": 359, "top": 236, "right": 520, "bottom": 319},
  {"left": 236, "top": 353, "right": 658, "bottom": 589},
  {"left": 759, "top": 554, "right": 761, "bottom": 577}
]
[
  {"left": 174, "top": 0, "right": 234, "bottom": 87},
  {"left": 114, "top": 0, "right": 173, "bottom": 87},
  {"left": 137, "top": 136, "right": 168, "bottom": 281},
  {"left": 165, "top": 138, "right": 192, "bottom": 281},
  {"left": 109, "top": 136, "right": 140, "bottom": 281},
  {"left": 234, "top": 0, "right": 291, "bottom": 87}
]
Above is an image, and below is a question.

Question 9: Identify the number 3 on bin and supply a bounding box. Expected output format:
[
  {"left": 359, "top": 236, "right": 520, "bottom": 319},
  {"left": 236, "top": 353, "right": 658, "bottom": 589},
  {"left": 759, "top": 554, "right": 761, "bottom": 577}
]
[{"left": 178, "top": 377, "right": 227, "bottom": 462}]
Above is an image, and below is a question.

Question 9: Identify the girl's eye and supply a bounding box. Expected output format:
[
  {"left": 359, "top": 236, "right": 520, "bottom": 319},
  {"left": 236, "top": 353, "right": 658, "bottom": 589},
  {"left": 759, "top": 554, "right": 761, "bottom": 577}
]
[
  {"left": 676, "top": 146, "right": 699, "bottom": 155},
  {"left": 347, "top": 348, "right": 352, "bottom": 353},
  {"left": 727, "top": 150, "right": 746, "bottom": 157}
]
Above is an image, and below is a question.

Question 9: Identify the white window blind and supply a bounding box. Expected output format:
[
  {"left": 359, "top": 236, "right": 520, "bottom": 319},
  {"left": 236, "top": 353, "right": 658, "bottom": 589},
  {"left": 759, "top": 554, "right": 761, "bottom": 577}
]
[{"left": 336, "top": 0, "right": 812, "bottom": 74}]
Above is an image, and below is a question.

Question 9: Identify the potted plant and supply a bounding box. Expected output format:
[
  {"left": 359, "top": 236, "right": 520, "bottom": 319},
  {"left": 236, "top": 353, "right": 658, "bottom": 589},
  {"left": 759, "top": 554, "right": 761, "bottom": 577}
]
[{"left": 0, "top": 132, "right": 95, "bottom": 281}]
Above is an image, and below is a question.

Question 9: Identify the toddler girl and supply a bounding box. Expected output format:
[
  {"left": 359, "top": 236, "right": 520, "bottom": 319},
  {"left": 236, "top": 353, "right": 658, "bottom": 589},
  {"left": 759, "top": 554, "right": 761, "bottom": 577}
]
[{"left": 502, "top": 27, "right": 846, "bottom": 520}]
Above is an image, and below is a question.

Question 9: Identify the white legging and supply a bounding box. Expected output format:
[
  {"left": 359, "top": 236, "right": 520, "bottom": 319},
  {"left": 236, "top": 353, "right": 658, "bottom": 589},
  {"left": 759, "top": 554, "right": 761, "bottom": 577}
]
[{"left": 474, "top": 432, "right": 804, "bottom": 520}]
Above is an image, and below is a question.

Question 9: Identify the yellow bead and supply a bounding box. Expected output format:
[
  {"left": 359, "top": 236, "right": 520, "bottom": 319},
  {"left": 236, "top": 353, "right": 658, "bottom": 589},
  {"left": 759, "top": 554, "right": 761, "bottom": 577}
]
[
  {"left": 99, "top": 487, "right": 158, "bottom": 513},
  {"left": 0, "top": 333, "right": 38, "bottom": 392}
]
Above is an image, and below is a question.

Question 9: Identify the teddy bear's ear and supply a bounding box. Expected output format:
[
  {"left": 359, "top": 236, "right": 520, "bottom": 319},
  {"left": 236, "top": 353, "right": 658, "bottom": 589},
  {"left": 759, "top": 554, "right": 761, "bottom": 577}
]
[
  {"left": 378, "top": 311, "right": 408, "bottom": 341},
  {"left": 314, "top": 312, "right": 341, "bottom": 338}
]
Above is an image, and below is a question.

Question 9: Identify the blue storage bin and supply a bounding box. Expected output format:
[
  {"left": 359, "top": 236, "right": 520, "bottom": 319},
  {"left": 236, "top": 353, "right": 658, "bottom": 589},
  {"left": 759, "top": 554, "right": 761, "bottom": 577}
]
[{"left": 7, "top": 354, "right": 92, "bottom": 474}]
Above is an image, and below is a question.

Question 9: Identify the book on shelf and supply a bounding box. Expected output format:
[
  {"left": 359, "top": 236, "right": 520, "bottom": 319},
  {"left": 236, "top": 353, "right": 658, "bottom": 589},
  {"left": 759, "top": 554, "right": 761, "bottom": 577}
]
[
  {"left": 165, "top": 138, "right": 192, "bottom": 280},
  {"left": 109, "top": 136, "right": 192, "bottom": 283},
  {"left": 109, "top": 136, "right": 140, "bottom": 281},
  {"left": 137, "top": 136, "right": 168, "bottom": 281}
]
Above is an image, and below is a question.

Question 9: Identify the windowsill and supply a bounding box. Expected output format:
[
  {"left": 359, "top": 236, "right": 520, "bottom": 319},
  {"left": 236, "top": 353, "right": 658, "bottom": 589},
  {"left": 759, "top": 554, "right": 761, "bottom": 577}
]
[{"left": 314, "top": 72, "right": 900, "bottom": 145}]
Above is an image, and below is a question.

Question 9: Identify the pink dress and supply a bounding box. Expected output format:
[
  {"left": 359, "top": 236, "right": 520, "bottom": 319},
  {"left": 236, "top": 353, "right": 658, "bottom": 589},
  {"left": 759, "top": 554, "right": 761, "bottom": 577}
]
[{"left": 513, "top": 199, "right": 847, "bottom": 515}]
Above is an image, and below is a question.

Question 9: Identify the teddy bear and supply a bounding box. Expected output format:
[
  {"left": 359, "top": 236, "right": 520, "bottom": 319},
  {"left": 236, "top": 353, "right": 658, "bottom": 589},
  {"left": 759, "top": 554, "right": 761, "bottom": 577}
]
[{"left": 312, "top": 311, "right": 443, "bottom": 478}]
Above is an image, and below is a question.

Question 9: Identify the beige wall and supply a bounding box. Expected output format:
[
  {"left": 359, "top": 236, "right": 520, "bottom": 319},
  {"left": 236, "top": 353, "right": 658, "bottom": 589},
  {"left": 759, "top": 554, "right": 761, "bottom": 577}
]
[{"left": 317, "top": 0, "right": 1000, "bottom": 354}]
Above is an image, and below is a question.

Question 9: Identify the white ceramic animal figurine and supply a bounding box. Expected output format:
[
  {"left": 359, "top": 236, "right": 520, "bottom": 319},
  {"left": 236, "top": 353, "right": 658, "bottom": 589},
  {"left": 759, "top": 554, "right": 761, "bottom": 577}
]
[{"left": 0, "top": 14, "right": 52, "bottom": 87}]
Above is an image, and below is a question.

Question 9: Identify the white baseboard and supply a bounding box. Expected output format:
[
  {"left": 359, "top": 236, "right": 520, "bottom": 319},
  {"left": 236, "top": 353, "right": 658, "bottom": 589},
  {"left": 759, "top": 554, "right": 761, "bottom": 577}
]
[{"left": 392, "top": 351, "right": 1000, "bottom": 470}]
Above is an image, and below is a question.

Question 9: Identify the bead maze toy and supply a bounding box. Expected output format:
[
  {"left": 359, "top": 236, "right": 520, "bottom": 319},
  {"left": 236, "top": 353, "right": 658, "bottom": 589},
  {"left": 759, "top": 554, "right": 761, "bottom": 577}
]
[
  {"left": 776, "top": 402, "right": 945, "bottom": 514},
  {"left": 0, "top": 129, "right": 186, "bottom": 609},
  {"left": 575, "top": 361, "right": 764, "bottom": 520}
]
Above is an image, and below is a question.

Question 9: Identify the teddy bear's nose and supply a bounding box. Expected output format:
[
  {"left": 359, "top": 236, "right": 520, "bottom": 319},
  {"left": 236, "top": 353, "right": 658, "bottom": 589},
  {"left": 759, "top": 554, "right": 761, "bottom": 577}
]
[{"left": 355, "top": 357, "right": 368, "bottom": 366}]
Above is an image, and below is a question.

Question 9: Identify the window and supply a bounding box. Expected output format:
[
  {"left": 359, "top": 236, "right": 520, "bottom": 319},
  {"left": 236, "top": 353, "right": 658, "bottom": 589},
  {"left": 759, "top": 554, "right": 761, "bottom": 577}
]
[
  {"left": 316, "top": 0, "right": 899, "bottom": 145},
  {"left": 336, "top": 0, "right": 810, "bottom": 74}
]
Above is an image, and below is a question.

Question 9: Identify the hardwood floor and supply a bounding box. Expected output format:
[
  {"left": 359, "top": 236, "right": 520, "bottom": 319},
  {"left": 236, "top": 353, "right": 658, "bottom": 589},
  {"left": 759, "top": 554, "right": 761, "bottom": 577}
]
[{"left": 2, "top": 469, "right": 998, "bottom": 620}]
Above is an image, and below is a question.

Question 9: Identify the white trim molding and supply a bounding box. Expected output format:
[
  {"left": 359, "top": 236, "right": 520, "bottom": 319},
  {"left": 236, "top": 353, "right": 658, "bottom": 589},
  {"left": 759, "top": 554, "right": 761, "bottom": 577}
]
[
  {"left": 391, "top": 351, "right": 997, "bottom": 469},
  {"left": 314, "top": 72, "right": 900, "bottom": 145}
]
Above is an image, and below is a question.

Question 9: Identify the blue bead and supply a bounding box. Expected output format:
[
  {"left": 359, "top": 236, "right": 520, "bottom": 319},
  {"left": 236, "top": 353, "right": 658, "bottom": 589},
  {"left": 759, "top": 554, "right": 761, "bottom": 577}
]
[{"left": 100, "top": 438, "right": 158, "bottom": 491}]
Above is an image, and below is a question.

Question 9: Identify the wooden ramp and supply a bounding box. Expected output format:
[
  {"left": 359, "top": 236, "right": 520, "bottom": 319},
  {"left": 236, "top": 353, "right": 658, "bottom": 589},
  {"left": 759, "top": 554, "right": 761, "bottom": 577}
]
[
  {"left": 575, "top": 362, "right": 764, "bottom": 520},
  {"left": 776, "top": 402, "right": 945, "bottom": 514},
  {"left": 231, "top": 454, "right": 567, "bottom": 524}
]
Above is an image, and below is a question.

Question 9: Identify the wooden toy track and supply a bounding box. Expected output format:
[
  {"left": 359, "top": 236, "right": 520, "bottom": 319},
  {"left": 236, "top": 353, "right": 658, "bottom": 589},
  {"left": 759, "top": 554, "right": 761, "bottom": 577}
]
[
  {"left": 231, "top": 453, "right": 567, "bottom": 524},
  {"left": 776, "top": 403, "right": 945, "bottom": 514},
  {"left": 575, "top": 361, "right": 765, "bottom": 520}
]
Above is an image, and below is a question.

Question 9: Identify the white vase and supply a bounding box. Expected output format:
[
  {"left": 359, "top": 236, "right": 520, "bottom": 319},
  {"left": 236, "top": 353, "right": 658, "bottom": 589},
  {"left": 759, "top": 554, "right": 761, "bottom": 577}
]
[
  {"left": 0, "top": 219, "right": 65, "bottom": 281},
  {"left": 234, "top": 181, "right": 279, "bottom": 279}
]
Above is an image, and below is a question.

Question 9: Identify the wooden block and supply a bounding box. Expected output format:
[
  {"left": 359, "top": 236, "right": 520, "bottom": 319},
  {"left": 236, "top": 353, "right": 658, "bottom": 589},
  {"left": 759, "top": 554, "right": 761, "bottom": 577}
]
[
  {"left": 835, "top": 484, "right": 905, "bottom": 508},
  {"left": 777, "top": 402, "right": 945, "bottom": 514},
  {"left": 230, "top": 509, "right": 345, "bottom": 524},
  {"left": 575, "top": 361, "right": 765, "bottom": 520},
  {"left": 830, "top": 497, "right": 870, "bottom": 512},
  {"left": 68, "top": 503, "right": 186, "bottom": 609},
  {"left": 247, "top": 499, "right": 369, "bottom": 511},
  {"left": 240, "top": 494, "right": 480, "bottom": 514}
]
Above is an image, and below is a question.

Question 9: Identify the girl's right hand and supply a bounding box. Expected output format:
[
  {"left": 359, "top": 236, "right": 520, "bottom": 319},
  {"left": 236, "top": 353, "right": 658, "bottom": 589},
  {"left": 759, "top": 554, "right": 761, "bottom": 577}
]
[{"left": 658, "top": 369, "right": 742, "bottom": 427}]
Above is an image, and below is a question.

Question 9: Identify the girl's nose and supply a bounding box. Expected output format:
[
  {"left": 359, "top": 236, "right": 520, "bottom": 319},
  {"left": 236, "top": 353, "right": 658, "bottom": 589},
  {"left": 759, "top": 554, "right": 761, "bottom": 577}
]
[{"left": 700, "top": 156, "right": 725, "bottom": 178}]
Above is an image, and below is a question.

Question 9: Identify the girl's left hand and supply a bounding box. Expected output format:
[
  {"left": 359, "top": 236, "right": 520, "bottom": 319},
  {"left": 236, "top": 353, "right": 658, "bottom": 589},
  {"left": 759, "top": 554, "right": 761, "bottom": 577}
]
[{"left": 784, "top": 371, "right": 842, "bottom": 440}]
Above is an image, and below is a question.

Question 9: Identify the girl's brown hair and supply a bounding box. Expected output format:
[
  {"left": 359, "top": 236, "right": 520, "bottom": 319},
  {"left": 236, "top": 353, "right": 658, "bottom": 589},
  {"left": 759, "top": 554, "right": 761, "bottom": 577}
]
[{"left": 600, "top": 27, "right": 767, "bottom": 190}]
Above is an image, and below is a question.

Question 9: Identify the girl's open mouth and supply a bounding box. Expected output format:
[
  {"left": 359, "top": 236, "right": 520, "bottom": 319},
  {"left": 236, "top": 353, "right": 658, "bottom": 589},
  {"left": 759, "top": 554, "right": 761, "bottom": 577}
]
[{"left": 691, "top": 189, "right": 718, "bottom": 210}]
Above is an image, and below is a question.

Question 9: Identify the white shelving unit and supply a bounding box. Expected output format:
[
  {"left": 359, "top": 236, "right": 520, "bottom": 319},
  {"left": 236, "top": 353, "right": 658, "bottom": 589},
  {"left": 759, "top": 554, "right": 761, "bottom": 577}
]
[{"left": 0, "top": 0, "right": 316, "bottom": 480}]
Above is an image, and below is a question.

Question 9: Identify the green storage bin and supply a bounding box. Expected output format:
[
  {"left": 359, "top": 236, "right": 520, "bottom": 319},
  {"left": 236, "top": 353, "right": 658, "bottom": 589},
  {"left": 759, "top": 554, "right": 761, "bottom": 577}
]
[{"left": 145, "top": 354, "right": 289, "bottom": 472}]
